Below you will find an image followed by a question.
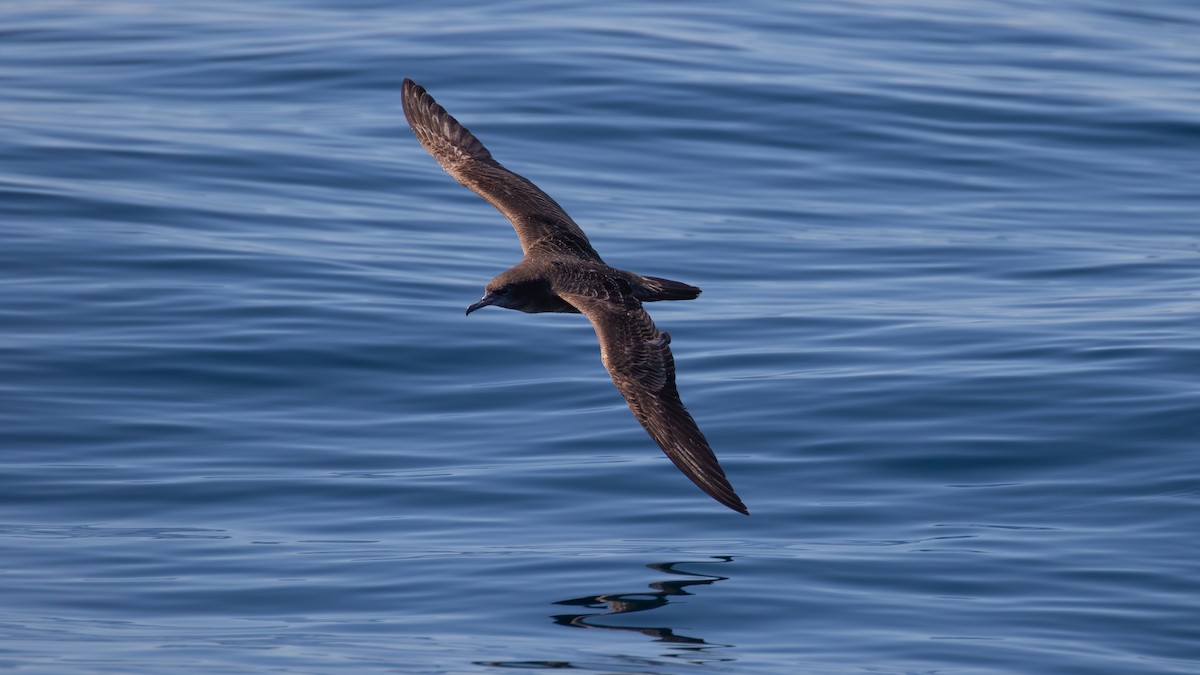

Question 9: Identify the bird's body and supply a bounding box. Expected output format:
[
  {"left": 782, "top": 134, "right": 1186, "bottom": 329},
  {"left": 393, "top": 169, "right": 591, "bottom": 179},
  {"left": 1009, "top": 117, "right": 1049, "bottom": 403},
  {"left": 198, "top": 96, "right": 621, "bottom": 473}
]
[{"left": 401, "top": 79, "right": 747, "bottom": 515}]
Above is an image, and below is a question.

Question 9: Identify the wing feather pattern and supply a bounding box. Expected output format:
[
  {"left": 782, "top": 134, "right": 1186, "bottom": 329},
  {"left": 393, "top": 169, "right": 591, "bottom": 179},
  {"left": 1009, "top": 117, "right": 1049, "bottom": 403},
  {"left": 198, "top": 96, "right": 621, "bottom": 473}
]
[
  {"left": 401, "top": 79, "right": 602, "bottom": 262},
  {"left": 561, "top": 292, "right": 748, "bottom": 515}
]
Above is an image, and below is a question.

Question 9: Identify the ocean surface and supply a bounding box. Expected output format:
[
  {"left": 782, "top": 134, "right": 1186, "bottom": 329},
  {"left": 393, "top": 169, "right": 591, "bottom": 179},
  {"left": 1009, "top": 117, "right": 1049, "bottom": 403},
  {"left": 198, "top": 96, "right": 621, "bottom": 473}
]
[{"left": 3, "top": 1, "right": 1199, "bottom": 673}]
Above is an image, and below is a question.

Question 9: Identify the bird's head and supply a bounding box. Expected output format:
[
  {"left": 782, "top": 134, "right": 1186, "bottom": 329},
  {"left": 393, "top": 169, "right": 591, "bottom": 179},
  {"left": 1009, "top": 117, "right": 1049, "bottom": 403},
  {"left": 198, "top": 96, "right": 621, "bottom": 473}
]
[
  {"left": 466, "top": 282, "right": 513, "bottom": 314},
  {"left": 466, "top": 268, "right": 538, "bottom": 315}
]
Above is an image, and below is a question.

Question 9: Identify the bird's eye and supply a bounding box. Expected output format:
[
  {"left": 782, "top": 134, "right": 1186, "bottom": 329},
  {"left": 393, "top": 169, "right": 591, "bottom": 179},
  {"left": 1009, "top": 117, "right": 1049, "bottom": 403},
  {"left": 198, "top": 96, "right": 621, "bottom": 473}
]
[{"left": 494, "top": 287, "right": 509, "bottom": 295}]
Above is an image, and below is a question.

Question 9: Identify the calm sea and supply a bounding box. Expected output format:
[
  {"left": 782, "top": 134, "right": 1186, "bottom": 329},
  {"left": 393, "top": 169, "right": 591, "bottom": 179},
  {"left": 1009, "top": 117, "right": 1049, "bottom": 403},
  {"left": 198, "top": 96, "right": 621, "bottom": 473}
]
[{"left": 3, "top": 1, "right": 1198, "bottom": 672}]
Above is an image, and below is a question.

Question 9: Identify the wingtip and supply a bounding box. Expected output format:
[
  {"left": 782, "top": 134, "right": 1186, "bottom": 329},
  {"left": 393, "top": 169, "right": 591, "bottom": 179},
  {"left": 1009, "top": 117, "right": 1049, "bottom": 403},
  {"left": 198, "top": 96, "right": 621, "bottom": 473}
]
[
  {"left": 400, "top": 78, "right": 435, "bottom": 120},
  {"left": 687, "top": 466, "right": 750, "bottom": 516},
  {"left": 400, "top": 78, "right": 424, "bottom": 110},
  {"left": 718, "top": 491, "right": 749, "bottom": 516},
  {"left": 695, "top": 468, "right": 749, "bottom": 516},
  {"left": 400, "top": 79, "right": 493, "bottom": 164}
]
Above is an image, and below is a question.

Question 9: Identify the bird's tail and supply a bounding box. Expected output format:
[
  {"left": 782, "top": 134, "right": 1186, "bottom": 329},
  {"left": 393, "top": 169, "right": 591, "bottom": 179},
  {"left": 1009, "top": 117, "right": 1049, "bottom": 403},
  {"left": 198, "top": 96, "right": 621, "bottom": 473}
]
[{"left": 638, "top": 275, "right": 702, "bottom": 302}]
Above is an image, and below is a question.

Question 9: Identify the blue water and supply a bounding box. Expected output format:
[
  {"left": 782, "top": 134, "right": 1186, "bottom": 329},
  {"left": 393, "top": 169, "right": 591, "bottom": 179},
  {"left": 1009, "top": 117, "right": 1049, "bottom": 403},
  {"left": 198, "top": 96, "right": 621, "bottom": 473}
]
[{"left": 3, "top": 1, "right": 1199, "bottom": 672}]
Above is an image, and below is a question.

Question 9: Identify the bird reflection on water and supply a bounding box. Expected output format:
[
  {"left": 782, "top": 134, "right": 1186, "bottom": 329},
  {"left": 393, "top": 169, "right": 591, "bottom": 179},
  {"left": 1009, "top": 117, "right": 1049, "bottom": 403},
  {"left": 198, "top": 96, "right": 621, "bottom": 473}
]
[{"left": 479, "top": 557, "right": 736, "bottom": 669}]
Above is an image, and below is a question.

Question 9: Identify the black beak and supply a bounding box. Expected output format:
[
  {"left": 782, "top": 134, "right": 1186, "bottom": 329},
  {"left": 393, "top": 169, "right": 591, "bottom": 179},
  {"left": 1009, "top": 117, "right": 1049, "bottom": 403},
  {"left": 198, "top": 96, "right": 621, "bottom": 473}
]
[{"left": 465, "top": 293, "right": 495, "bottom": 316}]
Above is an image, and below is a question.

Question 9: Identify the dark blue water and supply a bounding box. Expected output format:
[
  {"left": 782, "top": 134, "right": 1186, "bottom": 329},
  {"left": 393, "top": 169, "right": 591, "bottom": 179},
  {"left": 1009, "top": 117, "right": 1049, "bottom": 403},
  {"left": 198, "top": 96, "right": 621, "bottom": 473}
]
[{"left": 3, "top": 1, "right": 1199, "bottom": 672}]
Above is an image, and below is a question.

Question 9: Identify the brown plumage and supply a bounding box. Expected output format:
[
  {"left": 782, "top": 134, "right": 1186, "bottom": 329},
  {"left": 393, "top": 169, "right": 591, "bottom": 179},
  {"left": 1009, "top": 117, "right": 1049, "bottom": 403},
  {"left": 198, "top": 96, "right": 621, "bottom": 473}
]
[{"left": 401, "top": 79, "right": 747, "bottom": 515}]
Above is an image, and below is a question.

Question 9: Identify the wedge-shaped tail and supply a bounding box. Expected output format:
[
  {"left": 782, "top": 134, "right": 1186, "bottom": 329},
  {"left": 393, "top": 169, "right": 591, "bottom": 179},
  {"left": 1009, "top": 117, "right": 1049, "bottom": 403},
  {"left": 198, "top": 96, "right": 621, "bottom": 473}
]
[{"left": 639, "top": 275, "right": 702, "bottom": 302}]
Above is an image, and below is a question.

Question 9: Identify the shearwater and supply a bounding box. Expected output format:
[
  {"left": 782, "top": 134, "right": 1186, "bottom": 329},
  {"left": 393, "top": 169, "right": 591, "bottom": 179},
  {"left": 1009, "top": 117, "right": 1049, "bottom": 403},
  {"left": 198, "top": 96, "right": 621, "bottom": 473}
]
[{"left": 401, "top": 79, "right": 747, "bottom": 515}]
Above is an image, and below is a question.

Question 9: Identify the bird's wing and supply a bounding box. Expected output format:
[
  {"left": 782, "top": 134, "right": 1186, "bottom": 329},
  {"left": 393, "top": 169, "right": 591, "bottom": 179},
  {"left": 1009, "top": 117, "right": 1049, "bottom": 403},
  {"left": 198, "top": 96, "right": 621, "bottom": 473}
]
[
  {"left": 560, "top": 290, "right": 748, "bottom": 515},
  {"left": 401, "top": 79, "right": 603, "bottom": 262}
]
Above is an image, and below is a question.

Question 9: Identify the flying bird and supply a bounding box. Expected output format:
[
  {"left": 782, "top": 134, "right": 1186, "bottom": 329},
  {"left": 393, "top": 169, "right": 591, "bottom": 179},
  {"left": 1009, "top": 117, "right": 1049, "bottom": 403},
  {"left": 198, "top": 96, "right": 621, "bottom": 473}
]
[{"left": 400, "top": 79, "right": 747, "bottom": 515}]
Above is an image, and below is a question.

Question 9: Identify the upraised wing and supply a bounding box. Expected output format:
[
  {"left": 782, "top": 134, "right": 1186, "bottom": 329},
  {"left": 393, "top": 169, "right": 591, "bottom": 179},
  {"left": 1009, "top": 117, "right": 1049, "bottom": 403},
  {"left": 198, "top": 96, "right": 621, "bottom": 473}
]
[
  {"left": 401, "top": 79, "right": 603, "bottom": 262},
  {"left": 560, "top": 291, "right": 748, "bottom": 515}
]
